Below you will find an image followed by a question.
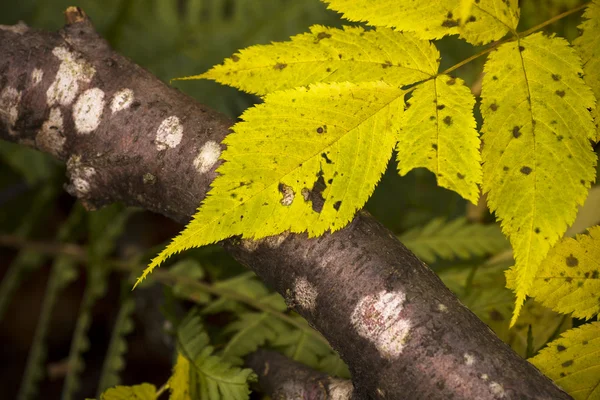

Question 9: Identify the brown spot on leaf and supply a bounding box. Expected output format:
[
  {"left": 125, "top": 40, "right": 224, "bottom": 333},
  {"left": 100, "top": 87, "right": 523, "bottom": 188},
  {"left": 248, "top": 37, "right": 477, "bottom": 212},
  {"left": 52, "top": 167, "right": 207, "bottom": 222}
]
[
  {"left": 437, "top": 104, "right": 445, "bottom": 110},
  {"left": 333, "top": 201, "right": 342, "bottom": 211},
  {"left": 443, "top": 116, "right": 452, "bottom": 126},
  {"left": 306, "top": 172, "right": 326, "bottom": 213},
  {"left": 534, "top": 227, "right": 540, "bottom": 233},
  {"left": 592, "top": 270, "right": 599, "bottom": 279},
  {"left": 557, "top": 345, "right": 566, "bottom": 352},
  {"left": 321, "top": 152, "right": 333, "bottom": 164},
  {"left": 274, "top": 63, "right": 287, "bottom": 70},
  {"left": 519, "top": 45, "right": 525, "bottom": 52},
  {"left": 316, "top": 31, "right": 332, "bottom": 42},
  {"left": 446, "top": 77, "right": 456, "bottom": 86},
  {"left": 503, "top": 166, "right": 509, "bottom": 171},
  {"left": 562, "top": 360, "right": 573, "bottom": 367},
  {"left": 382, "top": 60, "right": 393, "bottom": 68},
  {"left": 490, "top": 103, "right": 498, "bottom": 111},
  {"left": 432, "top": 143, "right": 438, "bottom": 150},
  {"left": 457, "top": 172, "right": 465, "bottom": 179},
  {"left": 317, "top": 126, "right": 324, "bottom": 134},
  {"left": 555, "top": 90, "right": 565, "bottom": 97},
  {"left": 512, "top": 126, "right": 521, "bottom": 138},
  {"left": 231, "top": 55, "right": 240, "bottom": 62},
  {"left": 566, "top": 255, "right": 579, "bottom": 267},
  {"left": 552, "top": 74, "right": 561, "bottom": 81},
  {"left": 520, "top": 166, "right": 532, "bottom": 175}
]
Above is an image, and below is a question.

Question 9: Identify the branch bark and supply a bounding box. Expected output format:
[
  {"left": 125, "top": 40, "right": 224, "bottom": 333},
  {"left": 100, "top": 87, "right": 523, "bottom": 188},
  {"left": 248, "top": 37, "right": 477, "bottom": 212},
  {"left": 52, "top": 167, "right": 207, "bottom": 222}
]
[{"left": 0, "top": 8, "right": 570, "bottom": 399}]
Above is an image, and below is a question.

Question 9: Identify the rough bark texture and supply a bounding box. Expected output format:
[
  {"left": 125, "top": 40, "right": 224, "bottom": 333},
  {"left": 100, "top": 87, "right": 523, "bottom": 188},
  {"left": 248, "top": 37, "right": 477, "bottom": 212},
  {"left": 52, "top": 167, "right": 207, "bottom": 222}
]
[
  {"left": 0, "top": 9, "right": 571, "bottom": 400},
  {"left": 246, "top": 349, "right": 352, "bottom": 399}
]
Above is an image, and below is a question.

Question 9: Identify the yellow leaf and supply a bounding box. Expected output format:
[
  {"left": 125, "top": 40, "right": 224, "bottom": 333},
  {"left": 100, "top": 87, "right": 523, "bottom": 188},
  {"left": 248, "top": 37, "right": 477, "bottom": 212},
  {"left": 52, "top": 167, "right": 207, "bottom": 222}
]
[
  {"left": 459, "top": 0, "right": 474, "bottom": 27},
  {"left": 397, "top": 75, "right": 481, "bottom": 203},
  {"left": 101, "top": 384, "right": 156, "bottom": 400},
  {"left": 137, "top": 82, "right": 404, "bottom": 284},
  {"left": 169, "top": 354, "right": 192, "bottom": 400},
  {"left": 574, "top": 0, "right": 600, "bottom": 141},
  {"left": 530, "top": 322, "right": 600, "bottom": 400},
  {"left": 506, "top": 226, "right": 600, "bottom": 320},
  {"left": 480, "top": 32, "right": 597, "bottom": 326},
  {"left": 322, "top": 0, "right": 518, "bottom": 44},
  {"left": 183, "top": 26, "right": 438, "bottom": 95}
]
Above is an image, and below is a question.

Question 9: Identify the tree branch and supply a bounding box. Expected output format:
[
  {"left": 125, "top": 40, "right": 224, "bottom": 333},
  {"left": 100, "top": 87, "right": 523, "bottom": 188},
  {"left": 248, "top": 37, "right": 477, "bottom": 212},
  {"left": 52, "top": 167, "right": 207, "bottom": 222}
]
[{"left": 0, "top": 9, "right": 570, "bottom": 399}]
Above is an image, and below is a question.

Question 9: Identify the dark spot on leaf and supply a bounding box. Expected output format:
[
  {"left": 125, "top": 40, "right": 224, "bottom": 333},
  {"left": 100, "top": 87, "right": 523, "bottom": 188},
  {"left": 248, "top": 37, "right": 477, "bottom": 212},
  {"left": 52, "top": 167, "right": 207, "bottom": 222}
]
[
  {"left": 503, "top": 166, "right": 509, "bottom": 171},
  {"left": 585, "top": 272, "right": 590, "bottom": 278},
  {"left": 490, "top": 103, "right": 498, "bottom": 111},
  {"left": 552, "top": 74, "right": 561, "bottom": 81},
  {"left": 565, "top": 277, "right": 572, "bottom": 283},
  {"left": 274, "top": 63, "right": 287, "bottom": 70},
  {"left": 562, "top": 360, "right": 573, "bottom": 368},
  {"left": 429, "top": 115, "right": 436, "bottom": 120},
  {"left": 446, "top": 11, "right": 453, "bottom": 18},
  {"left": 512, "top": 126, "right": 521, "bottom": 138},
  {"left": 519, "top": 45, "right": 525, "bottom": 52},
  {"left": 382, "top": 60, "right": 393, "bottom": 68},
  {"left": 231, "top": 55, "right": 240, "bottom": 62},
  {"left": 555, "top": 90, "right": 565, "bottom": 97},
  {"left": 457, "top": 172, "right": 465, "bottom": 179},
  {"left": 443, "top": 116, "right": 452, "bottom": 126},
  {"left": 437, "top": 104, "right": 445, "bottom": 110},
  {"left": 560, "top": 372, "right": 566, "bottom": 377},
  {"left": 316, "top": 31, "right": 332, "bottom": 42},
  {"left": 592, "top": 270, "right": 599, "bottom": 279},
  {"left": 535, "top": 227, "right": 540, "bottom": 233},
  {"left": 442, "top": 18, "right": 459, "bottom": 27},
  {"left": 581, "top": 179, "right": 586, "bottom": 185},
  {"left": 321, "top": 152, "right": 333, "bottom": 164},
  {"left": 467, "top": 15, "right": 476, "bottom": 23},
  {"left": 492, "top": 76, "right": 498, "bottom": 81},
  {"left": 583, "top": 341, "right": 588, "bottom": 345},
  {"left": 317, "top": 127, "right": 324, "bottom": 134},
  {"left": 566, "top": 255, "right": 579, "bottom": 267},
  {"left": 446, "top": 77, "right": 456, "bottom": 86},
  {"left": 432, "top": 143, "right": 438, "bottom": 150},
  {"left": 306, "top": 172, "right": 326, "bottom": 213},
  {"left": 338, "top": 53, "right": 343, "bottom": 59},
  {"left": 520, "top": 166, "right": 532, "bottom": 175},
  {"left": 327, "top": 178, "right": 333, "bottom": 184},
  {"left": 230, "top": 193, "right": 237, "bottom": 199},
  {"left": 578, "top": 281, "right": 584, "bottom": 287},
  {"left": 333, "top": 201, "right": 342, "bottom": 211},
  {"left": 557, "top": 135, "right": 564, "bottom": 141}
]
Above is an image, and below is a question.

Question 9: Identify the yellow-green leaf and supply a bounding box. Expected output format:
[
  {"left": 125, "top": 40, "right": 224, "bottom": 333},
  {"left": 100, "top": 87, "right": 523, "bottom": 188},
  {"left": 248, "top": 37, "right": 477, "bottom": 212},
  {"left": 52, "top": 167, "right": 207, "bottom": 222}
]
[
  {"left": 480, "top": 32, "right": 597, "bottom": 325},
  {"left": 530, "top": 322, "right": 600, "bottom": 400},
  {"left": 137, "top": 82, "right": 403, "bottom": 284},
  {"left": 322, "top": 0, "right": 518, "bottom": 44},
  {"left": 184, "top": 26, "right": 438, "bottom": 96},
  {"left": 506, "top": 226, "right": 600, "bottom": 320},
  {"left": 101, "top": 384, "right": 156, "bottom": 400},
  {"left": 397, "top": 75, "right": 481, "bottom": 202},
  {"left": 169, "top": 353, "right": 192, "bottom": 400},
  {"left": 574, "top": 0, "right": 600, "bottom": 141}
]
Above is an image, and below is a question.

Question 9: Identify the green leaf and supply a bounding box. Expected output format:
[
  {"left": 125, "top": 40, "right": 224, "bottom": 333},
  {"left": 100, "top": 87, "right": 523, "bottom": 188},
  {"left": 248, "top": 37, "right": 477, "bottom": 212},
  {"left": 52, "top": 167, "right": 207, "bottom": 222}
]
[
  {"left": 506, "top": 226, "right": 600, "bottom": 320},
  {"left": 176, "top": 310, "right": 255, "bottom": 400},
  {"left": 190, "top": 25, "right": 438, "bottom": 95},
  {"left": 397, "top": 75, "right": 481, "bottom": 202},
  {"left": 318, "top": 352, "right": 351, "bottom": 379},
  {"left": 399, "top": 217, "right": 508, "bottom": 263},
  {"left": 322, "top": 0, "right": 519, "bottom": 44},
  {"left": 170, "top": 260, "right": 211, "bottom": 303},
  {"left": 529, "top": 322, "right": 600, "bottom": 400},
  {"left": 221, "top": 312, "right": 288, "bottom": 365},
  {"left": 480, "top": 32, "right": 597, "bottom": 325},
  {"left": 574, "top": 0, "right": 600, "bottom": 141},
  {"left": 139, "top": 82, "right": 404, "bottom": 283},
  {"left": 201, "top": 273, "right": 272, "bottom": 315},
  {"left": 96, "top": 295, "right": 136, "bottom": 396},
  {"left": 100, "top": 383, "right": 157, "bottom": 400},
  {"left": 271, "top": 316, "right": 332, "bottom": 369}
]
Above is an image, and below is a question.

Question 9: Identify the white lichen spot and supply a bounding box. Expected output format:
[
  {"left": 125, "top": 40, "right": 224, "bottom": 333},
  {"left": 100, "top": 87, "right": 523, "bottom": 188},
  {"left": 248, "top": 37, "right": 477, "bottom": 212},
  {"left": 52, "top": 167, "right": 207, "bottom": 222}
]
[
  {"left": 294, "top": 277, "right": 318, "bottom": 311},
  {"left": 47, "top": 46, "right": 96, "bottom": 106},
  {"left": 0, "top": 22, "right": 28, "bottom": 34},
  {"left": 328, "top": 378, "right": 352, "bottom": 400},
  {"left": 71, "top": 166, "right": 96, "bottom": 195},
  {"left": 110, "top": 88, "right": 134, "bottom": 114},
  {"left": 240, "top": 238, "right": 260, "bottom": 252},
  {"left": 73, "top": 88, "right": 105, "bottom": 134},
  {"left": 481, "top": 373, "right": 489, "bottom": 381},
  {"left": 437, "top": 303, "right": 448, "bottom": 313},
  {"left": 489, "top": 382, "right": 505, "bottom": 398},
  {"left": 31, "top": 68, "right": 44, "bottom": 87},
  {"left": 464, "top": 353, "right": 475, "bottom": 366},
  {"left": 0, "top": 87, "right": 21, "bottom": 133},
  {"left": 36, "top": 107, "right": 65, "bottom": 157},
  {"left": 351, "top": 291, "right": 411, "bottom": 359},
  {"left": 279, "top": 183, "right": 295, "bottom": 206},
  {"left": 155, "top": 116, "right": 183, "bottom": 151},
  {"left": 262, "top": 231, "right": 290, "bottom": 249},
  {"left": 193, "top": 140, "right": 221, "bottom": 173}
]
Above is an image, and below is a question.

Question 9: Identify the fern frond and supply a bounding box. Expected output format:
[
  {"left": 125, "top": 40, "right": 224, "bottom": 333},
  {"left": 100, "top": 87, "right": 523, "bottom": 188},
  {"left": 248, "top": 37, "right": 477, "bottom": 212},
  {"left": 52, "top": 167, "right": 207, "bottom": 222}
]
[
  {"left": 318, "top": 352, "right": 351, "bottom": 379},
  {"left": 270, "top": 316, "right": 332, "bottom": 369},
  {"left": 202, "top": 272, "right": 271, "bottom": 315},
  {"left": 96, "top": 294, "right": 136, "bottom": 396},
  {"left": 176, "top": 310, "right": 256, "bottom": 400},
  {"left": 530, "top": 322, "right": 600, "bottom": 400},
  {"left": 399, "top": 218, "right": 509, "bottom": 263}
]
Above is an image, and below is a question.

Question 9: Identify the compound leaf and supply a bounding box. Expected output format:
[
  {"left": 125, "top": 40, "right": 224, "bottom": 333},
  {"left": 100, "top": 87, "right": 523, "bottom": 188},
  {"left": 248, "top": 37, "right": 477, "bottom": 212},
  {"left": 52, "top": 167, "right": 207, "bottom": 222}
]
[
  {"left": 400, "top": 217, "right": 508, "bottom": 263},
  {"left": 506, "top": 226, "right": 600, "bottom": 320},
  {"left": 322, "top": 0, "right": 519, "bottom": 44},
  {"left": 529, "top": 322, "right": 600, "bottom": 400},
  {"left": 139, "top": 82, "right": 404, "bottom": 283},
  {"left": 190, "top": 25, "right": 438, "bottom": 95},
  {"left": 100, "top": 384, "right": 156, "bottom": 400},
  {"left": 480, "top": 32, "right": 597, "bottom": 325},
  {"left": 397, "top": 75, "right": 481, "bottom": 202},
  {"left": 574, "top": 0, "right": 600, "bottom": 141}
]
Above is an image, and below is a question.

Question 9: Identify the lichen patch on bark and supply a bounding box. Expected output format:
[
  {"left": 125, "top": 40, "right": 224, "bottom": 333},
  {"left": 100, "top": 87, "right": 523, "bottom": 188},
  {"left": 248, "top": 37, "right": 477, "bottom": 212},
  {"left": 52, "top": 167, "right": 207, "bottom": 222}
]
[
  {"left": 351, "top": 290, "right": 411, "bottom": 359},
  {"left": 31, "top": 68, "right": 43, "bottom": 87},
  {"left": 73, "top": 88, "right": 105, "bottom": 134},
  {"left": 0, "top": 87, "right": 21, "bottom": 135},
  {"left": 193, "top": 140, "right": 221, "bottom": 173},
  {"left": 110, "top": 88, "right": 134, "bottom": 114},
  {"left": 155, "top": 115, "right": 183, "bottom": 151},
  {"left": 294, "top": 277, "right": 318, "bottom": 311},
  {"left": 47, "top": 47, "right": 96, "bottom": 106},
  {"left": 328, "top": 378, "right": 352, "bottom": 399}
]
